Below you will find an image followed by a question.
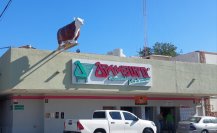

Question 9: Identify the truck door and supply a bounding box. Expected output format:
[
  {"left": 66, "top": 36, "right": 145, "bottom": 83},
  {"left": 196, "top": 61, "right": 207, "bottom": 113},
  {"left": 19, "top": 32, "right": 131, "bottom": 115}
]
[
  {"left": 108, "top": 111, "right": 125, "bottom": 133},
  {"left": 123, "top": 112, "right": 140, "bottom": 133}
]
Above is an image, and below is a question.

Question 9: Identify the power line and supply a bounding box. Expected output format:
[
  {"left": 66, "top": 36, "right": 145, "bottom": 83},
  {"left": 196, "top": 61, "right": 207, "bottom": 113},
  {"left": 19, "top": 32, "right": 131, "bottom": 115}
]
[{"left": 0, "top": 0, "right": 12, "bottom": 21}]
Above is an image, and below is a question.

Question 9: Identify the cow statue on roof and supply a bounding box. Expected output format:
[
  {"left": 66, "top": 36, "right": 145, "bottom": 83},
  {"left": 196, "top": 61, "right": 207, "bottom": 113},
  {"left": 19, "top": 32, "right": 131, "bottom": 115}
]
[{"left": 57, "top": 17, "right": 84, "bottom": 50}]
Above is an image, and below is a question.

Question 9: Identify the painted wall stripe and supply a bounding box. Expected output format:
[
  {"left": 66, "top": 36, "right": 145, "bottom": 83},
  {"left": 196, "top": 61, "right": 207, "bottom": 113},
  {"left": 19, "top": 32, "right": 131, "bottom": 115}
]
[{"left": 11, "top": 95, "right": 195, "bottom": 101}]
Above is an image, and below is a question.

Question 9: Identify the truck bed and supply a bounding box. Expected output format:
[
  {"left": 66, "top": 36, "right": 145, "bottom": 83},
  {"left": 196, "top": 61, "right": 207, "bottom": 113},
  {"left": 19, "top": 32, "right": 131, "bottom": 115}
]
[{"left": 64, "top": 119, "right": 109, "bottom": 133}]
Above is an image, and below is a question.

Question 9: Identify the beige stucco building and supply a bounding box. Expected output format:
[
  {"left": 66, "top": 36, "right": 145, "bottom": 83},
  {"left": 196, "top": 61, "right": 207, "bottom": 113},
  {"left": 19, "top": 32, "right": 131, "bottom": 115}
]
[{"left": 0, "top": 48, "right": 217, "bottom": 133}]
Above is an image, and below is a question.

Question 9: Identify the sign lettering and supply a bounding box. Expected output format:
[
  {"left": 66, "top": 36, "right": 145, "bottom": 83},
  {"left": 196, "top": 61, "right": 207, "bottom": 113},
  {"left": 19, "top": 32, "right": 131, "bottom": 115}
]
[{"left": 72, "top": 59, "right": 152, "bottom": 86}]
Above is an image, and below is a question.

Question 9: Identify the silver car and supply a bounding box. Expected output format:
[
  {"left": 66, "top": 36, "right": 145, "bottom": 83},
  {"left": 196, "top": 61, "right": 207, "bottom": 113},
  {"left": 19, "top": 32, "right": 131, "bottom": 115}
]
[{"left": 176, "top": 116, "right": 217, "bottom": 133}]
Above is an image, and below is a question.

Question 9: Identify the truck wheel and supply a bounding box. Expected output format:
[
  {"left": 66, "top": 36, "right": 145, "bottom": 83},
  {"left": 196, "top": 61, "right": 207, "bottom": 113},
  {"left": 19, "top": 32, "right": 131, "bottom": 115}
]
[
  {"left": 201, "top": 130, "right": 208, "bottom": 133},
  {"left": 94, "top": 129, "right": 106, "bottom": 133},
  {"left": 143, "top": 128, "right": 153, "bottom": 133}
]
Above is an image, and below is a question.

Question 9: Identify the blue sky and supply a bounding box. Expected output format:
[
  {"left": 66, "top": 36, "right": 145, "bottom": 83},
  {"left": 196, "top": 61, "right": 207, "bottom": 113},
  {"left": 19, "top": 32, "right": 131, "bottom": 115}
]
[{"left": 0, "top": 0, "right": 216, "bottom": 57}]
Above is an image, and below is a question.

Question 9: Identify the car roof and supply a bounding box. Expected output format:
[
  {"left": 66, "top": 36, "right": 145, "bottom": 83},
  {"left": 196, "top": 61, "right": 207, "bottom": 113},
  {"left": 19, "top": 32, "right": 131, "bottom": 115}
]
[
  {"left": 95, "top": 110, "right": 129, "bottom": 112},
  {"left": 192, "top": 116, "right": 217, "bottom": 119}
]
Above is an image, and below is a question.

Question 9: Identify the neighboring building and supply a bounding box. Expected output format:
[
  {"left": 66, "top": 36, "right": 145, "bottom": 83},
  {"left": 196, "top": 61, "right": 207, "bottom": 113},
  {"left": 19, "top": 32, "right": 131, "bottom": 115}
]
[
  {"left": 107, "top": 48, "right": 126, "bottom": 57},
  {"left": 172, "top": 51, "right": 217, "bottom": 65},
  {"left": 0, "top": 48, "right": 217, "bottom": 133},
  {"left": 172, "top": 51, "right": 217, "bottom": 117}
]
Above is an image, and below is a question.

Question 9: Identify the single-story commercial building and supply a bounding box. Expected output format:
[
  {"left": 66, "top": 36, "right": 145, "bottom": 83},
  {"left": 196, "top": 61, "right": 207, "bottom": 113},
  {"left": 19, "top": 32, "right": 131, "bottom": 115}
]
[{"left": 0, "top": 48, "right": 217, "bottom": 133}]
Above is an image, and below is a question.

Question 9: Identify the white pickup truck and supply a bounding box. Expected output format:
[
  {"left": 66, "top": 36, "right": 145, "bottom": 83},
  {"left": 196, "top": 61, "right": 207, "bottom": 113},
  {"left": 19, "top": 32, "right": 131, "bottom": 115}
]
[{"left": 63, "top": 110, "right": 157, "bottom": 133}]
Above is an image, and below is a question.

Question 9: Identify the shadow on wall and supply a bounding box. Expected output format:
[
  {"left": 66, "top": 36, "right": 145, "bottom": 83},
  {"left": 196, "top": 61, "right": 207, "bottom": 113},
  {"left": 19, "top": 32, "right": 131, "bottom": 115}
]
[
  {"left": 9, "top": 56, "right": 30, "bottom": 89},
  {"left": 9, "top": 50, "right": 62, "bottom": 89},
  {"left": 63, "top": 60, "right": 72, "bottom": 89}
]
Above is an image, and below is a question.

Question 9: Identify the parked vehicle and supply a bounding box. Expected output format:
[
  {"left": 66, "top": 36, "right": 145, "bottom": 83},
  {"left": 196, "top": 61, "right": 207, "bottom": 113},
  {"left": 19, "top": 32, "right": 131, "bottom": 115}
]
[
  {"left": 63, "top": 110, "right": 157, "bottom": 133},
  {"left": 176, "top": 116, "right": 217, "bottom": 133}
]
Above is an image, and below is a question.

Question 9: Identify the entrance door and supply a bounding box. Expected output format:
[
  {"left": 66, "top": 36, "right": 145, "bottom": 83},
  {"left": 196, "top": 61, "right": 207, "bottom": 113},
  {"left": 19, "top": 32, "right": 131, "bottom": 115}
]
[
  {"left": 160, "top": 107, "right": 176, "bottom": 131},
  {"left": 145, "top": 107, "right": 154, "bottom": 121}
]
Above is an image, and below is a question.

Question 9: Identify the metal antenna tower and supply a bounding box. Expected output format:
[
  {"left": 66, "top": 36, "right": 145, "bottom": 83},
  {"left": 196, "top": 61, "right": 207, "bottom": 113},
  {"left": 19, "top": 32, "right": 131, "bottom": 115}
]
[{"left": 143, "top": 0, "right": 148, "bottom": 57}]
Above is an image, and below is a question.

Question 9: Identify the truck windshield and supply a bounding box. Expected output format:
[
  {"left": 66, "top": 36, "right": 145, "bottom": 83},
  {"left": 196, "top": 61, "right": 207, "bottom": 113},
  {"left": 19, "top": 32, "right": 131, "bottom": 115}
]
[{"left": 93, "top": 111, "right": 106, "bottom": 119}]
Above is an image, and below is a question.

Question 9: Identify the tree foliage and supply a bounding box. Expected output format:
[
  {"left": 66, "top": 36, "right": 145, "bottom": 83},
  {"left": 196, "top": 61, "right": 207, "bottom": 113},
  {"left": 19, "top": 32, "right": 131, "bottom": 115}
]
[
  {"left": 138, "top": 47, "right": 152, "bottom": 57},
  {"left": 138, "top": 42, "right": 178, "bottom": 57}
]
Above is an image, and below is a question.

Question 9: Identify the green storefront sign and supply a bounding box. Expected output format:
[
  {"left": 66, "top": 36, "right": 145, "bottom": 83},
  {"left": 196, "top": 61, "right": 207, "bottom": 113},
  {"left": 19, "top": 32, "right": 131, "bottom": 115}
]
[{"left": 14, "top": 105, "right": 24, "bottom": 110}]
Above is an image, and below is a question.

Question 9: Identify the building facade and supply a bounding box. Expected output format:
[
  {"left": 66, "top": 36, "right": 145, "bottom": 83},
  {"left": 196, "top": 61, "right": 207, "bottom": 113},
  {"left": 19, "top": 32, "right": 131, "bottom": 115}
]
[
  {"left": 172, "top": 51, "right": 217, "bottom": 117},
  {"left": 172, "top": 51, "right": 217, "bottom": 65},
  {"left": 0, "top": 48, "right": 217, "bottom": 133}
]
